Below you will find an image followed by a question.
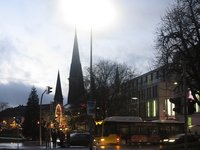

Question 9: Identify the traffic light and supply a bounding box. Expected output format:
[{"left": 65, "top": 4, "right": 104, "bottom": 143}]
[
  {"left": 47, "top": 86, "right": 53, "bottom": 94},
  {"left": 169, "top": 97, "right": 182, "bottom": 114},
  {"left": 188, "top": 98, "right": 196, "bottom": 115}
]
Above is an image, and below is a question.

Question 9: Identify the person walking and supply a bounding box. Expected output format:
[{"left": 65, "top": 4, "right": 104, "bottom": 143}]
[
  {"left": 44, "top": 127, "right": 50, "bottom": 148},
  {"left": 58, "top": 130, "right": 65, "bottom": 148},
  {"left": 66, "top": 131, "right": 70, "bottom": 147},
  {"left": 51, "top": 129, "right": 57, "bottom": 148}
]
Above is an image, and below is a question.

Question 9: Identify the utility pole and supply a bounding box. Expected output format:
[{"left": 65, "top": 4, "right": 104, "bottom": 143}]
[
  {"left": 39, "top": 86, "right": 52, "bottom": 146},
  {"left": 183, "top": 61, "right": 188, "bottom": 150},
  {"left": 88, "top": 27, "right": 95, "bottom": 136}
]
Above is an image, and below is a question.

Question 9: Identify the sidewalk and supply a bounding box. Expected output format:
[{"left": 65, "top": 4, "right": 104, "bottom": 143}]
[
  {"left": 0, "top": 141, "right": 63, "bottom": 149},
  {"left": 0, "top": 141, "right": 98, "bottom": 149}
]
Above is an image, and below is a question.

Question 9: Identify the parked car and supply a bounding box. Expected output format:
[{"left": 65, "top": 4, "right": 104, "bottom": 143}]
[
  {"left": 167, "top": 133, "right": 199, "bottom": 144},
  {"left": 65, "top": 131, "right": 93, "bottom": 149}
]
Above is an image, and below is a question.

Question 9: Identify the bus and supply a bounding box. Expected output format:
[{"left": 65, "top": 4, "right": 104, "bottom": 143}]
[{"left": 94, "top": 116, "right": 184, "bottom": 145}]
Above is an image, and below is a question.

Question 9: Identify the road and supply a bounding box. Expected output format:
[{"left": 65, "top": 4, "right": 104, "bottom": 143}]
[
  {"left": 0, "top": 143, "right": 161, "bottom": 150},
  {"left": 96, "top": 145, "right": 160, "bottom": 150}
]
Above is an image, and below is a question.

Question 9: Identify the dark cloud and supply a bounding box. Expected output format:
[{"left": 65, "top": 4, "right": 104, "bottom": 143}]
[{"left": 0, "top": 82, "right": 54, "bottom": 107}]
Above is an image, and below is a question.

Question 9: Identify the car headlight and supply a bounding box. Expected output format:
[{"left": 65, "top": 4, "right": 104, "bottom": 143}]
[
  {"left": 169, "top": 139, "right": 175, "bottom": 143},
  {"left": 100, "top": 138, "right": 105, "bottom": 142},
  {"left": 163, "top": 139, "right": 169, "bottom": 142}
]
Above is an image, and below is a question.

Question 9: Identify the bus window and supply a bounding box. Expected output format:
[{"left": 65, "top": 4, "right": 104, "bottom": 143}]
[
  {"left": 95, "top": 124, "right": 102, "bottom": 137},
  {"left": 119, "top": 126, "right": 129, "bottom": 135},
  {"left": 119, "top": 127, "right": 129, "bottom": 143},
  {"left": 103, "top": 123, "right": 116, "bottom": 136}
]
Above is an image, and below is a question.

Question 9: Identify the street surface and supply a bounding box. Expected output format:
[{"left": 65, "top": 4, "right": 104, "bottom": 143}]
[{"left": 0, "top": 142, "right": 161, "bottom": 150}]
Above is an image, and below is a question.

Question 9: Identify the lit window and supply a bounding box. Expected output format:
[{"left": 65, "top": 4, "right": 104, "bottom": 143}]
[
  {"left": 195, "top": 94, "right": 200, "bottom": 113},
  {"left": 147, "top": 102, "right": 150, "bottom": 117},
  {"left": 147, "top": 100, "right": 157, "bottom": 117},
  {"left": 166, "top": 99, "right": 175, "bottom": 116},
  {"left": 153, "top": 100, "right": 156, "bottom": 117},
  {"left": 196, "top": 103, "right": 200, "bottom": 112}
]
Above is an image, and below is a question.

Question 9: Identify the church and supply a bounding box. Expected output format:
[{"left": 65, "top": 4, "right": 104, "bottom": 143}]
[{"left": 0, "top": 31, "right": 89, "bottom": 132}]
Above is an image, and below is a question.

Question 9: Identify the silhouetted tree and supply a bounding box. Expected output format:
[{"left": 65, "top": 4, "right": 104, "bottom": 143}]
[
  {"left": 84, "top": 59, "right": 137, "bottom": 119},
  {"left": 155, "top": 0, "right": 200, "bottom": 104},
  {"left": 0, "top": 102, "right": 9, "bottom": 112},
  {"left": 22, "top": 87, "right": 39, "bottom": 140}
]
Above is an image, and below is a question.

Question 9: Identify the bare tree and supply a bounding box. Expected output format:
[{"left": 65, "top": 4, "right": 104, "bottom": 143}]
[
  {"left": 84, "top": 59, "right": 137, "bottom": 119},
  {"left": 155, "top": 0, "right": 200, "bottom": 103},
  {"left": 0, "top": 102, "right": 9, "bottom": 112}
]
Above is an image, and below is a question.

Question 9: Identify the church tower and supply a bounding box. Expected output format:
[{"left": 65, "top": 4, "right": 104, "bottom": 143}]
[
  {"left": 54, "top": 71, "right": 65, "bottom": 128},
  {"left": 54, "top": 71, "right": 63, "bottom": 105},
  {"left": 68, "top": 31, "right": 85, "bottom": 107}
]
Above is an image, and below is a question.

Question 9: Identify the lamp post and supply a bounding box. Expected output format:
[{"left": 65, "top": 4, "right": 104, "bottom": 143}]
[
  {"left": 39, "top": 86, "right": 52, "bottom": 146},
  {"left": 182, "top": 61, "right": 188, "bottom": 150},
  {"left": 132, "top": 97, "right": 139, "bottom": 116},
  {"left": 88, "top": 27, "right": 96, "bottom": 135},
  {"left": 90, "top": 27, "right": 93, "bottom": 101}
]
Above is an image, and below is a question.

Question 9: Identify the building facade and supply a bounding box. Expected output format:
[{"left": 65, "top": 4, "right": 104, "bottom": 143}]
[
  {"left": 124, "top": 66, "right": 178, "bottom": 121},
  {"left": 122, "top": 66, "right": 200, "bottom": 133}
]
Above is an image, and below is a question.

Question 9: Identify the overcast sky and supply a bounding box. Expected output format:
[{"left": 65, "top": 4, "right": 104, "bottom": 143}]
[{"left": 0, "top": 0, "right": 174, "bottom": 107}]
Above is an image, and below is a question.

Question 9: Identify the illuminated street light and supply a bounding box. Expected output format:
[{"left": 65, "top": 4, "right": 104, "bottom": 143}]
[{"left": 132, "top": 97, "right": 139, "bottom": 116}]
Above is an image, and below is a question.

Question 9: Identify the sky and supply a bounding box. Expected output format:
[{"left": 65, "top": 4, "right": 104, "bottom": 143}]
[{"left": 0, "top": 0, "right": 174, "bottom": 107}]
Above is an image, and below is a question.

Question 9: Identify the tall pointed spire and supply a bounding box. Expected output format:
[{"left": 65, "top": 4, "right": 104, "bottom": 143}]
[
  {"left": 68, "top": 31, "right": 85, "bottom": 106},
  {"left": 54, "top": 70, "right": 63, "bottom": 105}
]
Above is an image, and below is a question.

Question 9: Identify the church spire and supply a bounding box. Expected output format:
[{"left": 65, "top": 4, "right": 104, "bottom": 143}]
[
  {"left": 54, "top": 70, "right": 63, "bottom": 105},
  {"left": 68, "top": 31, "right": 85, "bottom": 106}
]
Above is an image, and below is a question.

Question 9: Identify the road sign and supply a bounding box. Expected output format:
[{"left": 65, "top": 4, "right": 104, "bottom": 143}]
[{"left": 87, "top": 101, "right": 96, "bottom": 116}]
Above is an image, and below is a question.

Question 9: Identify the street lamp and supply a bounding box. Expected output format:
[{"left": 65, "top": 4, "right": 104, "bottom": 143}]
[
  {"left": 132, "top": 97, "right": 139, "bottom": 116},
  {"left": 39, "top": 86, "right": 52, "bottom": 146}
]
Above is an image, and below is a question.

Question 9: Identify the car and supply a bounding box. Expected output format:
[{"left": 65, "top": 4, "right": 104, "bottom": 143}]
[
  {"left": 65, "top": 131, "right": 93, "bottom": 149},
  {"left": 167, "top": 133, "right": 199, "bottom": 144}
]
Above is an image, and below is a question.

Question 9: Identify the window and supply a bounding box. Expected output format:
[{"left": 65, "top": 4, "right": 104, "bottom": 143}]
[
  {"left": 147, "top": 75, "right": 151, "bottom": 84},
  {"left": 147, "top": 100, "right": 157, "bottom": 117},
  {"left": 195, "top": 94, "right": 200, "bottom": 113},
  {"left": 165, "top": 99, "right": 175, "bottom": 116},
  {"left": 196, "top": 103, "right": 200, "bottom": 113},
  {"left": 153, "top": 100, "right": 156, "bottom": 117},
  {"left": 156, "top": 71, "right": 159, "bottom": 79},
  {"left": 142, "top": 76, "right": 147, "bottom": 85},
  {"left": 143, "top": 89, "right": 146, "bottom": 100},
  {"left": 147, "top": 87, "right": 152, "bottom": 99},
  {"left": 138, "top": 78, "right": 141, "bottom": 85},
  {"left": 151, "top": 73, "right": 153, "bottom": 82},
  {"left": 152, "top": 86, "right": 158, "bottom": 98}
]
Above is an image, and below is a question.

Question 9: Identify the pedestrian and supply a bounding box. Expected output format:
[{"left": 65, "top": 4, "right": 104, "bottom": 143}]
[
  {"left": 51, "top": 129, "right": 57, "bottom": 148},
  {"left": 66, "top": 131, "right": 70, "bottom": 147},
  {"left": 58, "top": 130, "right": 65, "bottom": 148},
  {"left": 44, "top": 127, "right": 50, "bottom": 148}
]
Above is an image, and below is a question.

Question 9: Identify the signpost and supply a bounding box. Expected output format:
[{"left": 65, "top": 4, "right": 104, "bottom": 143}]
[{"left": 87, "top": 101, "right": 96, "bottom": 116}]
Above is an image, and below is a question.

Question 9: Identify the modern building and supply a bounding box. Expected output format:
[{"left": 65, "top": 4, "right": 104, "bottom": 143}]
[
  {"left": 122, "top": 65, "right": 200, "bottom": 133},
  {"left": 123, "top": 66, "right": 178, "bottom": 121}
]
